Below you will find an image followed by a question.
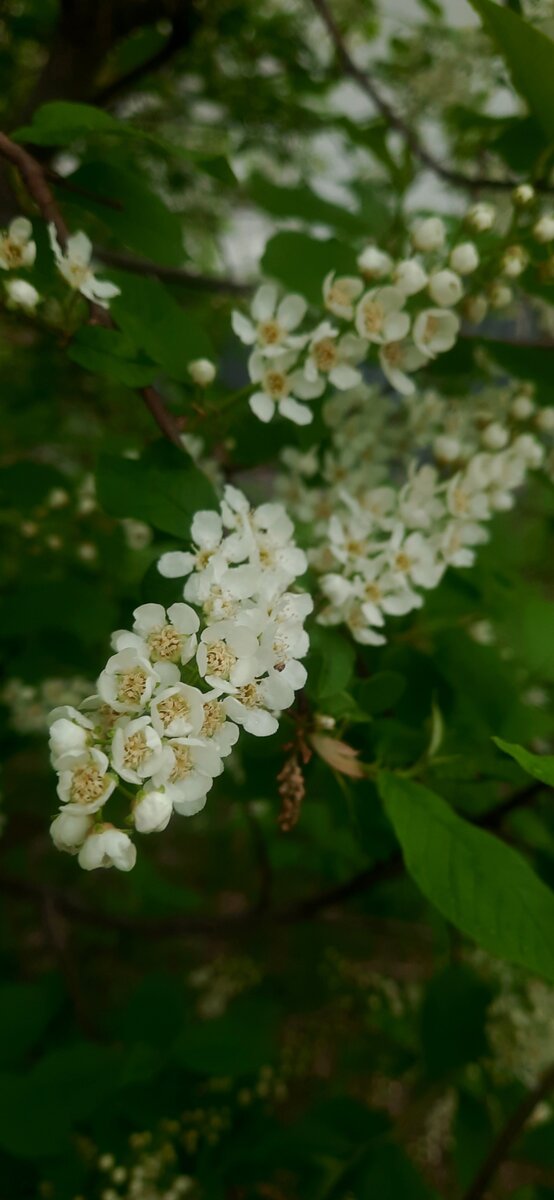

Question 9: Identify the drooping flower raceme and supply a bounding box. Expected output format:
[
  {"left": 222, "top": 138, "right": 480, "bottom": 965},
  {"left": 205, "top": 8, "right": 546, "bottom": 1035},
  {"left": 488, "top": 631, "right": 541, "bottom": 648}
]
[{"left": 48, "top": 488, "right": 311, "bottom": 871}]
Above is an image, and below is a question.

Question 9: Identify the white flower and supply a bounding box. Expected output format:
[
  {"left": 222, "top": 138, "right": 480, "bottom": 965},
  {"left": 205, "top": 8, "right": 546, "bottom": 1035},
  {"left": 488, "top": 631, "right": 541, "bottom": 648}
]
[
  {"left": 304, "top": 322, "right": 365, "bottom": 390},
  {"left": 133, "top": 785, "right": 173, "bottom": 833},
  {"left": 197, "top": 621, "right": 261, "bottom": 692},
  {"left": 223, "top": 674, "right": 294, "bottom": 736},
  {"left": 512, "top": 433, "right": 544, "bottom": 468},
  {"left": 466, "top": 203, "right": 496, "bottom": 232},
  {"left": 48, "top": 706, "right": 93, "bottom": 769},
  {"left": 188, "top": 358, "right": 216, "bottom": 386},
  {"left": 78, "top": 825, "right": 137, "bottom": 871},
  {"left": 152, "top": 737, "right": 223, "bottom": 813},
  {"left": 232, "top": 284, "right": 307, "bottom": 356},
  {"left": 447, "top": 472, "right": 491, "bottom": 521},
  {"left": 355, "top": 287, "right": 410, "bottom": 344},
  {"left": 449, "top": 242, "right": 479, "bottom": 275},
  {"left": 5, "top": 278, "right": 40, "bottom": 310},
  {"left": 199, "top": 694, "right": 240, "bottom": 756},
  {"left": 427, "top": 269, "right": 463, "bottom": 308},
  {"left": 97, "top": 648, "right": 160, "bottom": 713},
  {"left": 481, "top": 422, "right": 509, "bottom": 450},
  {"left": 158, "top": 510, "right": 224, "bottom": 581},
  {"left": 536, "top": 406, "right": 554, "bottom": 432},
  {"left": 323, "top": 271, "right": 363, "bottom": 319},
  {"left": 114, "top": 602, "right": 199, "bottom": 665},
  {"left": 50, "top": 810, "right": 94, "bottom": 854},
  {"left": 413, "top": 309, "right": 459, "bottom": 358},
  {"left": 392, "top": 259, "right": 428, "bottom": 297},
  {"left": 248, "top": 349, "right": 323, "bottom": 425},
  {"left": 56, "top": 747, "right": 116, "bottom": 814},
  {"left": 151, "top": 683, "right": 205, "bottom": 738},
  {"left": 356, "top": 246, "right": 392, "bottom": 280},
  {"left": 533, "top": 215, "right": 554, "bottom": 243},
  {"left": 48, "top": 226, "right": 120, "bottom": 308},
  {"left": 388, "top": 528, "right": 444, "bottom": 589},
  {"left": 438, "top": 520, "right": 488, "bottom": 567},
  {"left": 111, "top": 716, "right": 164, "bottom": 785},
  {"left": 411, "top": 217, "right": 446, "bottom": 252},
  {"left": 511, "top": 393, "right": 535, "bottom": 420},
  {"left": 0, "top": 217, "right": 36, "bottom": 270},
  {"left": 379, "top": 339, "right": 427, "bottom": 394}
]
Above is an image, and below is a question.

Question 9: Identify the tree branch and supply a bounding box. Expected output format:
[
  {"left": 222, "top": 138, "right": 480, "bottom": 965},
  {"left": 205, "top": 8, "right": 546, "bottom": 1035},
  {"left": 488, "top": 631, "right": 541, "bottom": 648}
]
[
  {"left": 95, "top": 246, "right": 252, "bottom": 294},
  {"left": 462, "top": 1061, "right": 554, "bottom": 1200},
  {"left": 309, "top": 0, "right": 554, "bottom": 195},
  {"left": 0, "top": 130, "right": 184, "bottom": 447}
]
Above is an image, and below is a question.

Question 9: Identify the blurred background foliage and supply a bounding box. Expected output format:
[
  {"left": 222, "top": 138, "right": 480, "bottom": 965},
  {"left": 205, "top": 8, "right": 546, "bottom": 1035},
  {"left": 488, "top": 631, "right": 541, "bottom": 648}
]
[{"left": 4, "top": 1, "right": 554, "bottom": 1198}]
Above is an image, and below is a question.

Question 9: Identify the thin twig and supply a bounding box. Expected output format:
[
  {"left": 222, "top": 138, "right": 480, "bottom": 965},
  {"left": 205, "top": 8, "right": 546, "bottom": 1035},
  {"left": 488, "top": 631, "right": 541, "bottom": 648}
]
[
  {"left": 462, "top": 1061, "right": 554, "bottom": 1200},
  {"left": 96, "top": 247, "right": 252, "bottom": 294},
  {"left": 0, "top": 130, "right": 184, "bottom": 446},
  {"left": 309, "top": 0, "right": 554, "bottom": 195}
]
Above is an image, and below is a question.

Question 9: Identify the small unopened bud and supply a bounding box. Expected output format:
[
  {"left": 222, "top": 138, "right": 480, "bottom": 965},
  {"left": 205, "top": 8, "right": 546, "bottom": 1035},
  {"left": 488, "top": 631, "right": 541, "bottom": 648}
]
[
  {"left": 449, "top": 242, "right": 479, "bottom": 275},
  {"left": 488, "top": 281, "right": 512, "bottom": 309},
  {"left": 481, "top": 422, "right": 509, "bottom": 450},
  {"left": 411, "top": 216, "right": 446, "bottom": 252},
  {"left": 465, "top": 203, "right": 496, "bottom": 232},
  {"left": 511, "top": 393, "right": 535, "bottom": 420},
  {"left": 536, "top": 406, "right": 554, "bottom": 433},
  {"left": 434, "top": 434, "right": 461, "bottom": 462},
  {"left": 533, "top": 214, "right": 554, "bottom": 244},
  {"left": 501, "top": 244, "right": 528, "bottom": 278},
  {"left": 356, "top": 246, "right": 393, "bottom": 279},
  {"left": 188, "top": 358, "right": 216, "bottom": 386},
  {"left": 428, "top": 269, "right": 463, "bottom": 307},
  {"left": 512, "top": 183, "right": 535, "bottom": 207},
  {"left": 463, "top": 294, "right": 488, "bottom": 324}
]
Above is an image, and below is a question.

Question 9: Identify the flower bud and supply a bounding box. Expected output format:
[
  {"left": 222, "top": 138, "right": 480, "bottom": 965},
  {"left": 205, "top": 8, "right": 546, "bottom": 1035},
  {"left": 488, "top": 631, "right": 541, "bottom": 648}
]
[
  {"left": 188, "top": 358, "right": 216, "bottom": 387},
  {"left": 501, "top": 244, "right": 528, "bottom": 278},
  {"left": 427, "top": 269, "right": 463, "bottom": 307},
  {"left": 356, "top": 246, "right": 393, "bottom": 280},
  {"left": 411, "top": 217, "right": 446, "bottom": 252},
  {"left": 463, "top": 294, "right": 488, "bottom": 324},
  {"left": 536, "top": 406, "right": 554, "bottom": 433},
  {"left": 481, "top": 422, "right": 509, "bottom": 450},
  {"left": 512, "top": 183, "right": 535, "bottom": 207},
  {"left": 434, "top": 434, "right": 461, "bottom": 462},
  {"left": 511, "top": 393, "right": 535, "bottom": 420},
  {"left": 533, "top": 214, "right": 554, "bottom": 243},
  {"left": 449, "top": 242, "right": 479, "bottom": 275},
  {"left": 488, "top": 282, "right": 512, "bottom": 309},
  {"left": 4, "top": 278, "right": 40, "bottom": 310},
  {"left": 50, "top": 810, "right": 93, "bottom": 854},
  {"left": 465, "top": 203, "right": 496, "bottom": 232},
  {"left": 392, "top": 258, "right": 428, "bottom": 296},
  {"left": 133, "top": 787, "right": 173, "bottom": 833}
]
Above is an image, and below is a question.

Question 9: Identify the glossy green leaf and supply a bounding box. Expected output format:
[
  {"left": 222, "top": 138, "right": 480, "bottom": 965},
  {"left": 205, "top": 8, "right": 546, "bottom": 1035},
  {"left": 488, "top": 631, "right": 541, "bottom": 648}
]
[
  {"left": 379, "top": 772, "right": 554, "bottom": 981},
  {"left": 67, "top": 326, "right": 157, "bottom": 386},
  {"left": 64, "top": 161, "right": 184, "bottom": 266},
  {"left": 111, "top": 274, "right": 213, "bottom": 377},
  {"left": 261, "top": 231, "right": 357, "bottom": 305}
]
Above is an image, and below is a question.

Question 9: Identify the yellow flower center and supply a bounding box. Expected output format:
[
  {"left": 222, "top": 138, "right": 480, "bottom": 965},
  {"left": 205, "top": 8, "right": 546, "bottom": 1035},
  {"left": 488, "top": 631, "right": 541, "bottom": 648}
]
[
  {"left": 157, "top": 694, "right": 191, "bottom": 727},
  {"left": 170, "top": 744, "right": 193, "bottom": 781},
  {"left": 206, "top": 640, "right": 237, "bottom": 678},
  {"left": 264, "top": 370, "right": 289, "bottom": 399},
  {"left": 258, "top": 319, "right": 283, "bottom": 346},
  {"left": 123, "top": 731, "right": 149, "bottom": 770},
  {"left": 360, "top": 300, "right": 384, "bottom": 335},
  {"left": 201, "top": 700, "right": 225, "bottom": 737},
  {"left": 117, "top": 667, "right": 148, "bottom": 705},
  {"left": 313, "top": 337, "right": 338, "bottom": 372},
  {"left": 147, "top": 624, "right": 184, "bottom": 662},
  {"left": 235, "top": 683, "right": 260, "bottom": 708},
  {"left": 71, "top": 764, "right": 106, "bottom": 805}
]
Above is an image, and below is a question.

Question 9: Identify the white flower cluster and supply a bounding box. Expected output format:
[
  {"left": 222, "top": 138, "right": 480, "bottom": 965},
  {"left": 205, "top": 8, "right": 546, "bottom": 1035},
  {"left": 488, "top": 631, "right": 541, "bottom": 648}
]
[
  {"left": 48, "top": 487, "right": 311, "bottom": 871},
  {"left": 232, "top": 193, "right": 554, "bottom": 426},
  {"left": 48, "top": 225, "right": 120, "bottom": 308},
  {"left": 277, "top": 379, "right": 547, "bottom": 646}
]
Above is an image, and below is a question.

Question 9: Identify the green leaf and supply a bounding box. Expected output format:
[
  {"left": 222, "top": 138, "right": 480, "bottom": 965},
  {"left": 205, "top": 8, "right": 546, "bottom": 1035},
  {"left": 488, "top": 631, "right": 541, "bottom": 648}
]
[
  {"left": 421, "top": 964, "right": 492, "bottom": 1080},
  {"left": 64, "top": 161, "right": 184, "bottom": 267},
  {"left": 96, "top": 441, "right": 218, "bottom": 539},
  {"left": 110, "top": 274, "right": 213, "bottom": 378},
  {"left": 0, "top": 977, "right": 62, "bottom": 1068},
  {"left": 379, "top": 772, "right": 554, "bottom": 982},
  {"left": 14, "top": 101, "right": 124, "bottom": 144},
  {"left": 494, "top": 737, "right": 554, "bottom": 787},
  {"left": 261, "top": 231, "right": 357, "bottom": 305},
  {"left": 67, "top": 326, "right": 157, "bottom": 386},
  {"left": 469, "top": 0, "right": 554, "bottom": 141}
]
